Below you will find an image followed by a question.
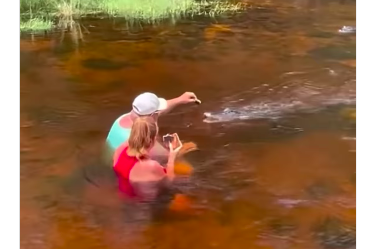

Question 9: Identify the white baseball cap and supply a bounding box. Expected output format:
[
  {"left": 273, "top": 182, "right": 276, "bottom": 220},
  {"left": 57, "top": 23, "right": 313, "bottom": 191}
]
[{"left": 132, "top": 92, "right": 168, "bottom": 116}]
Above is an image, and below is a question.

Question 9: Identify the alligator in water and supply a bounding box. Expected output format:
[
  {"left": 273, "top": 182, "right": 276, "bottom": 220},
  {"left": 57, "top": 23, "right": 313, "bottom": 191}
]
[
  {"left": 203, "top": 67, "right": 355, "bottom": 123},
  {"left": 204, "top": 108, "right": 253, "bottom": 123}
]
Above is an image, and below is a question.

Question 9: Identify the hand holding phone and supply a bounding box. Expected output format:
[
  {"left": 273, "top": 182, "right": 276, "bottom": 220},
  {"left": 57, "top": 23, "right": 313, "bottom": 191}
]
[
  {"left": 163, "top": 134, "right": 174, "bottom": 144},
  {"left": 163, "top": 133, "right": 182, "bottom": 153}
]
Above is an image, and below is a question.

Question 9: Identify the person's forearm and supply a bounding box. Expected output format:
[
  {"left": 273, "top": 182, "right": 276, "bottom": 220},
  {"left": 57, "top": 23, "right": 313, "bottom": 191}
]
[
  {"left": 166, "top": 156, "right": 176, "bottom": 181},
  {"left": 160, "top": 97, "right": 182, "bottom": 115}
]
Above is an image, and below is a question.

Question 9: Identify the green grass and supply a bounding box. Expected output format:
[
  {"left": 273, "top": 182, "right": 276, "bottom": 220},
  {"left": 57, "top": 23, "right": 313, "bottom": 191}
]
[
  {"left": 20, "top": 17, "right": 54, "bottom": 31},
  {"left": 20, "top": 0, "right": 246, "bottom": 32}
]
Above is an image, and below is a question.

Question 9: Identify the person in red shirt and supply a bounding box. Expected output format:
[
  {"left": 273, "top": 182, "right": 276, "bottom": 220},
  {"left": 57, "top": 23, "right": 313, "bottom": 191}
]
[
  {"left": 113, "top": 117, "right": 181, "bottom": 201},
  {"left": 105, "top": 92, "right": 199, "bottom": 162}
]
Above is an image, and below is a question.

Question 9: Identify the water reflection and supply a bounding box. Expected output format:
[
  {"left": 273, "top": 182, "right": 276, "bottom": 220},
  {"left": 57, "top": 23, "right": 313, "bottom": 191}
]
[{"left": 20, "top": 0, "right": 355, "bottom": 248}]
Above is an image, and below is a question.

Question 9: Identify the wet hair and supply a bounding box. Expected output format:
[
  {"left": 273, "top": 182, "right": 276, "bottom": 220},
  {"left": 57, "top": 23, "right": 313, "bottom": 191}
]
[{"left": 127, "top": 117, "right": 158, "bottom": 159}]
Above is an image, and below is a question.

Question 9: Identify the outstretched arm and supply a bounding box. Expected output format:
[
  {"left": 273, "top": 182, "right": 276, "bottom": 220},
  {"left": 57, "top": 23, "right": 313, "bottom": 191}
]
[{"left": 160, "top": 92, "right": 200, "bottom": 115}]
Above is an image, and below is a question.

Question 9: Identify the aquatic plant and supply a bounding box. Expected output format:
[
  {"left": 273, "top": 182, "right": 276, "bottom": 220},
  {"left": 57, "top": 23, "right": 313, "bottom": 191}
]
[
  {"left": 20, "top": 0, "right": 246, "bottom": 31},
  {"left": 20, "top": 17, "right": 54, "bottom": 31}
]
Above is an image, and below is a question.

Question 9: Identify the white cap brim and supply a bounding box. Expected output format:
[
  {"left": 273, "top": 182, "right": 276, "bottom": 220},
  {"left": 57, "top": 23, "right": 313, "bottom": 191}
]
[{"left": 157, "top": 98, "right": 168, "bottom": 111}]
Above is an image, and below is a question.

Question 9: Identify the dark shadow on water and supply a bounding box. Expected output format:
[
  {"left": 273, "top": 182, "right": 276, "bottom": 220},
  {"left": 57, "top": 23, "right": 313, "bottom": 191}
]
[
  {"left": 307, "top": 30, "right": 336, "bottom": 38},
  {"left": 81, "top": 58, "right": 138, "bottom": 70},
  {"left": 305, "top": 180, "right": 343, "bottom": 200},
  {"left": 267, "top": 217, "right": 297, "bottom": 237},
  {"left": 309, "top": 45, "right": 356, "bottom": 60},
  {"left": 314, "top": 217, "right": 356, "bottom": 249}
]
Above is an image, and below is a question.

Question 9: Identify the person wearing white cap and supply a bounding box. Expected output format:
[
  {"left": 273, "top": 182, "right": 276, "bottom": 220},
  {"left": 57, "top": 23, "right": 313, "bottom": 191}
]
[{"left": 105, "top": 91, "right": 199, "bottom": 160}]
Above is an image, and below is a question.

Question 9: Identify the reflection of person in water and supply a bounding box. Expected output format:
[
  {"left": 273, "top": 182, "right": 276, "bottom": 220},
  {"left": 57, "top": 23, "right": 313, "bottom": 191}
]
[{"left": 113, "top": 117, "right": 182, "bottom": 201}]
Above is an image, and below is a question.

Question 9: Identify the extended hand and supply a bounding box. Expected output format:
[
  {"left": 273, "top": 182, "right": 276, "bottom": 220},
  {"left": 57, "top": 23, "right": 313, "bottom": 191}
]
[
  {"left": 179, "top": 92, "right": 199, "bottom": 104},
  {"left": 169, "top": 133, "right": 182, "bottom": 156}
]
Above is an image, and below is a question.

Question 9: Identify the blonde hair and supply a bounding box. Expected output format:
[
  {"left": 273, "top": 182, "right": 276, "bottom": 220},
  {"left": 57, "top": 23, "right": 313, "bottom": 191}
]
[{"left": 127, "top": 117, "right": 158, "bottom": 159}]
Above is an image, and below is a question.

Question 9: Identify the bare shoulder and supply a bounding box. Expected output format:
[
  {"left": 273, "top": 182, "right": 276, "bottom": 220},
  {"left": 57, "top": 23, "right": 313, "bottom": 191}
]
[
  {"left": 146, "top": 159, "right": 162, "bottom": 168},
  {"left": 118, "top": 113, "right": 132, "bottom": 127},
  {"left": 146, "top": 160, "right": 166, "bottom": 175}
]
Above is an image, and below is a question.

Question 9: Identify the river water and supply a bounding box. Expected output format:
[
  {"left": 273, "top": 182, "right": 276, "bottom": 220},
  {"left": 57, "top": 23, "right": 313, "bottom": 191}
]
[{"left": 20, "top": 0, "right": 356, "bottom": 248}]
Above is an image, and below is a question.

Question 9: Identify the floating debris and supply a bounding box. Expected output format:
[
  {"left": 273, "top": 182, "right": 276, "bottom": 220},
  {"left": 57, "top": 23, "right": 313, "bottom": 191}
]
[{"left": 338, "top": 26, "right": 356, "bottom": 34}]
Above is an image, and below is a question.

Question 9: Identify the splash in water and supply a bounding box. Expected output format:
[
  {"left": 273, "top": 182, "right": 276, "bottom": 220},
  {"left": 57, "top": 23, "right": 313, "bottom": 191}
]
[{"left": 338, "top": 26, "right": 356, "bottom": 34}]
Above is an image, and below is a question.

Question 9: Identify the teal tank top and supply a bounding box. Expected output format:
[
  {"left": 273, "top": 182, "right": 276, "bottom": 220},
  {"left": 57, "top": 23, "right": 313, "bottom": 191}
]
[{"left": 106, "top": 115, "right": 131, "bottom": 150}]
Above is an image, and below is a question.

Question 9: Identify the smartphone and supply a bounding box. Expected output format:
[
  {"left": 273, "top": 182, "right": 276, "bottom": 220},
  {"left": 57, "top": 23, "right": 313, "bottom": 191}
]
[
  {"left": 163, "top": 133, "right": 182, "bottom": 150},
  {"left": 163, "top": 134, "right": 174, "bottom": 144}
]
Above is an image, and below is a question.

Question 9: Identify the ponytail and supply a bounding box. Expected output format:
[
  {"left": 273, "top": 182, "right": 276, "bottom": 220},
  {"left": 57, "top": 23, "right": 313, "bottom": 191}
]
[{"left": 127, "top": 117, "right": 158, "bottom": 159}]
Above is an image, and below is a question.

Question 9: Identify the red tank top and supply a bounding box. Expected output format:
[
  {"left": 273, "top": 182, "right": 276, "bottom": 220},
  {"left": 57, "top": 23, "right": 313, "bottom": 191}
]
[{"left": 113, "top": 147, "right": 141, "bottom": 198}]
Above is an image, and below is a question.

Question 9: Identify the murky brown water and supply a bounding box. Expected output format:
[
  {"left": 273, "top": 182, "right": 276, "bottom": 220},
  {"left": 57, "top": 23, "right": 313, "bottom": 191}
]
[{"left": 20, "top": 0, "right": 356, "bottom": 248}]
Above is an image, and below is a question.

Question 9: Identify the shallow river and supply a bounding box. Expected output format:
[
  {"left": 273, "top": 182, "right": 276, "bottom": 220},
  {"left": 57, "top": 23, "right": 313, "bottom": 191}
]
[{"left": 20, "top": 0, "right": 356, "bottom": 248}]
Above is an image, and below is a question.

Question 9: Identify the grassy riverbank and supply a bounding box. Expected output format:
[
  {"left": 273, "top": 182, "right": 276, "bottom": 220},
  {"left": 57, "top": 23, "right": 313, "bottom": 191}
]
[{"left": 20, "top": 0, "right": 245, "bottom": 31}]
